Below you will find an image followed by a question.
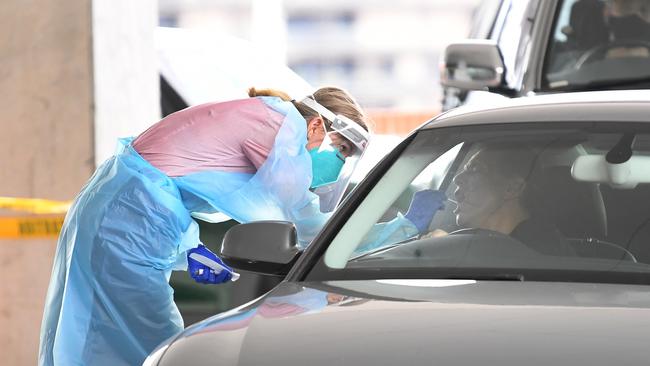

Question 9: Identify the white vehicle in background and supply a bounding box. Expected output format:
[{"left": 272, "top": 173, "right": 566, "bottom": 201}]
[{"left": 156, "top": 26, "right": 312, "bottom": 113}]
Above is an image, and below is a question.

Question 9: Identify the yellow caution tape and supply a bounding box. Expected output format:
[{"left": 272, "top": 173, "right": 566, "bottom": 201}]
[
  {"left": 0, "top": 197, "right": 71, "bottom": 214},
  {"left": 0, "top": 215, "right": 65, "bottom": 239}
]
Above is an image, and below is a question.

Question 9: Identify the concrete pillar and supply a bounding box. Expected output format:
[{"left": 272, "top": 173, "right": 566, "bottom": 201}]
[
  {"left": 0, "top": 0, "right": 159, "bottom": 364},
  {"left": 0, "top": 1, "right": 94, "bottom": 198}
]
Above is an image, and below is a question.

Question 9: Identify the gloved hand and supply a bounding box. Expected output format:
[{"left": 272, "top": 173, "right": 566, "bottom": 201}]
[
  {"left": 187, "top": 244, "right": 234, "bottom": 284},
  {"left": 404, "top": 189, "right": 447, "bottom": 234}
]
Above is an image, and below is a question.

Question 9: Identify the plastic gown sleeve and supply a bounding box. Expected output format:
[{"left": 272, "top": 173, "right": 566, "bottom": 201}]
[
  {"left": 354, "top": 189, "right": 446, "bottom": 254},
  {"left": 354, "top": 213, "right": 419, "bottom": 254},
  {"left": 39, "top": 139, "right": 201, "bottom": 366}
]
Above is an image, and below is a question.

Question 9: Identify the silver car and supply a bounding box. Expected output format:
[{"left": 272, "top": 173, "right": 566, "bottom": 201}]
[
  {"left": 441, "top": 0, "right": 650, "bottom": 111},
  {"left": 145, "top": 90, "right": 650, "bottom": 366}
]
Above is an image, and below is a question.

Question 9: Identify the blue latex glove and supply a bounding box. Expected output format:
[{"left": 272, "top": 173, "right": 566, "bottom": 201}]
[
  {"left": 187, "top": 244, "right": 234, "bottom": 284},
  {"left": 404, "top": 189, "right": 447, "bottom": 234}
]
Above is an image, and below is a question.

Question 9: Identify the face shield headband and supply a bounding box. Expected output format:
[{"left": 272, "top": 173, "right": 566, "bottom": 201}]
[
  {"left": 301, "top": 97, "right": 370, "bottom": 156},
  {"left": 300, "top": 96, "right": 371, "bottom": 212}
]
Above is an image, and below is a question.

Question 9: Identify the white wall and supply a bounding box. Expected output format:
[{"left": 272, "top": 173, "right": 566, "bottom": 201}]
[{"left": 92, "top": 0, "right": 161, "bottom": 166}]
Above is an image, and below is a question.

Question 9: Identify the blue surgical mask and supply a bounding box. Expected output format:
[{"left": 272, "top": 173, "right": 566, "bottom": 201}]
[{"left": 309, "top": 147, "right": 345, "bottom": 189}]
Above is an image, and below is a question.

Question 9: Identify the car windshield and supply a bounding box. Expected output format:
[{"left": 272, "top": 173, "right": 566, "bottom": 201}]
[
  {"left": 306, "top": 122, "right": 650, "bottom": 285},
  {"left": 544, "top": 0, "right": 650, "bottom": 91}
]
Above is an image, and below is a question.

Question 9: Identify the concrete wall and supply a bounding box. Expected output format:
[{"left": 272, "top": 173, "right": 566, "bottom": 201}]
[
  {"left": 0, "top": 1, "right": 159, "bottom": 364},
  {"left": 93, "top": 0, "right": 160, "bottom": 165},
  {"left": 0, "top": 1, "right": 93, "bottom": 364},
  {"left": 0, "top": 1, "right": 95, "bottom": 199}
]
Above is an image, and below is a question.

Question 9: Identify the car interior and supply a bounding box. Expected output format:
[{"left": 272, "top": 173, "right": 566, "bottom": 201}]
[
  {"left": 546, "top": 0, "right": 650, "bottom": 88},
  {"left": 527, "top": 146, "right": 637, "bottom": 262},
  {"left": 350, "top": 131, "right": 650, "bottom": 274}
]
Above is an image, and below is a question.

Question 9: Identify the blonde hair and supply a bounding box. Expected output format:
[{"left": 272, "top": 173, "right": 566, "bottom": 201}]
[{"left": 248, "top": 87, "right": 370, "bottom": 132}]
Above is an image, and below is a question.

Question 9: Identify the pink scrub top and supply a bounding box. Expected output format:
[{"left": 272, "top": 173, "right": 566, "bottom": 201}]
[{"left": 133, "top": 98, "right": 285, "bottom": 177}]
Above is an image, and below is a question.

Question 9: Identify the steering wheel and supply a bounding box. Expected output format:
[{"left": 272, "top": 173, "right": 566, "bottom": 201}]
[
  {"left": 450, "top": 227, "right": 516, "bottom": 239},
  {"left": 445, "top": 227, "right": 545, "bottom": 261},
  {"left": 449, "top": 227, "right": 529, "bottom": 245},
  {"left": 575, "top": 40, "right": 650, "bottom": 69}
]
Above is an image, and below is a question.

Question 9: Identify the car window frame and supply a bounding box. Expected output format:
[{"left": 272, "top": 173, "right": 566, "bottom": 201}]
[
  {"left": 296, "top": 121, "right": 650, "bottom": 286},
  {"left": 494, "top": 0, "right": 539, "bottom": 90},
  {"left": 526, "top": 0, "right": 561, "bottom": 93}
]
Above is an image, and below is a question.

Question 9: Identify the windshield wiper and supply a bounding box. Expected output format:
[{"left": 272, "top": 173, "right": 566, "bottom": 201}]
[
  {"left": 350, "top": 247, "right": 400, "bottom": 262},
  {"left": 350, "top": 239, "right": 420, "bottom": 261},
  {"left": 548, "top": 75, "right": 650, "bottom": 92}
]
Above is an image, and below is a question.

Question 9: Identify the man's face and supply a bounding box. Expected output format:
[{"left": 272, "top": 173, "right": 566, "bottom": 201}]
[{"left": 452, "top": 151, "right": 507, "bottom": 228}]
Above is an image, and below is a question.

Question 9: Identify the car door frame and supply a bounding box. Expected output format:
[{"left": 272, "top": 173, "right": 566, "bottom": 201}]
[{"left": 522, "top": 0, "right": 562, "bottom": 95}]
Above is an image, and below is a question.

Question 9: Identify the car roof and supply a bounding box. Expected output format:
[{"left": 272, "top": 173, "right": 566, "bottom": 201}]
[{"left": 425, "top": 90, "right": 650, "bottom": 129}]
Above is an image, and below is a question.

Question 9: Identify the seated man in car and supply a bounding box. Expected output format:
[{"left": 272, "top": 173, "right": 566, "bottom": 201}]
[
  {"left": 434, "top": 142, "right": 575, "bottom": 256},
  {"left": 356, "top": 142, "right": 576, "bottom": 256},
  {"left": 603, "top": 0, "right": 650, "bottom": 58},
  {"left": 607, "top": 0, "right": 650, "bottom": 38}
]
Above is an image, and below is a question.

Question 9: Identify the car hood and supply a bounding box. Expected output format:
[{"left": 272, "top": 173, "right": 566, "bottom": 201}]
[{"left": 157, "top": 280, "right": 650, "bottom": 365}]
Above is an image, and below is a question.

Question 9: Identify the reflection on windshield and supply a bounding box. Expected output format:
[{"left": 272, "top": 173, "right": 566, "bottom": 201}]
[
  {"left": 545, "top": 0, "right": 650, "bottom": 90},
  {"left": 356, "top": 141, "right": 574, "bottom": 257},
  {"left": 197, "top": 287, "right": 368, "bottom": 333}
]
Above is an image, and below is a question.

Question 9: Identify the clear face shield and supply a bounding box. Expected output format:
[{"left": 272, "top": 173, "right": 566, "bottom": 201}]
[{"left": 301, "top": 97, "right": 371, "bottom": 213}]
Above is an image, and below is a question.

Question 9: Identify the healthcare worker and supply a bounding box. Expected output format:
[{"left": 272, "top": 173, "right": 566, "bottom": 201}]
[{"left": 39, "top": 86, "right": 371, "bottom": 366}]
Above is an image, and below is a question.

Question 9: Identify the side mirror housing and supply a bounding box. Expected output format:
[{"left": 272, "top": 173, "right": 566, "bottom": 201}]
[
  {"left": 220, "top": 221, "right": 302, "bottom": 276},
  {"left": 440, "top": 40, "right": 506, "bottom": 91}
]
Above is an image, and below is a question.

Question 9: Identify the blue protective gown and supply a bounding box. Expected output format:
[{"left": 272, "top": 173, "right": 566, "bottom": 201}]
[{"left": 39, "top": 97, "right": 330, "bottom": 366}]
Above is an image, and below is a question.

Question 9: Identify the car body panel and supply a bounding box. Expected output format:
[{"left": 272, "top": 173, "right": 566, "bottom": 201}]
[
  {"left": 157, "top": 280, "right": 650, "bottom": 366},
  {"left": 442, "top": 0, "right": 544, "bottom": 110},
  {"left": 442, "top": 0, "right": 650, "bottom": 110},
  {"left": 430, "top": 89, "right": 650, "bottom": 129}
]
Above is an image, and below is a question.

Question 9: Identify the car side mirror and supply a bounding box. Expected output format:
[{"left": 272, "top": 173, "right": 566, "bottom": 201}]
[
  {"left": 220, "top": 221, "right": 302, "bottom": 276},
  {"left": 440, "top": 40, "right": 506, "bottom": 91}
]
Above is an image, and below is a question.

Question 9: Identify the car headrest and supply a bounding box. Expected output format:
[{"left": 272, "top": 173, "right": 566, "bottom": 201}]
[
  {"left": 529, "top": 166, "right": 607, "bottom": 239},
  {"left": 568, "top": 0, "right": 609, "bottom": 50}
]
